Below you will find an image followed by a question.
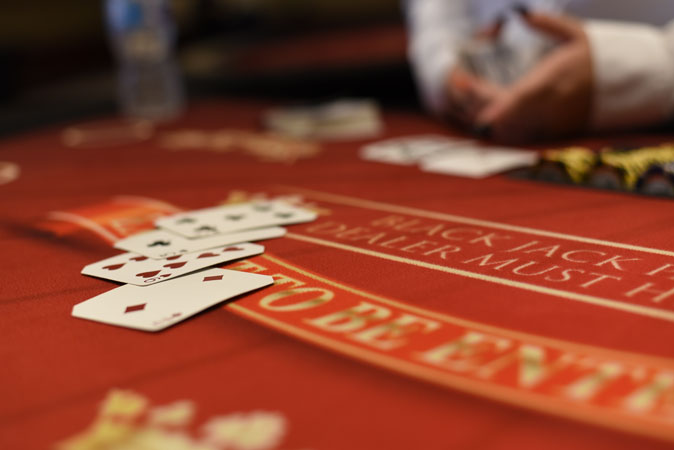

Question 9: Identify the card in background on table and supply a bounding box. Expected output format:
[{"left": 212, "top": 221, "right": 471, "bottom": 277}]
[
  {"left": 156, "top": 201, "right": 317, "bottom": 239},
  {"left": 420, "top": 145, "right": 539, "bottom": 178},
  {"left": 72, "top": 268, "right": 274, "bottom": 332},
  {"left": 114, "top": 226, "right": 286, "bottom": 259},
  {"left": 264, "top": 98, "right": 383, "bottom": 141},
  {"left": 82, "top": 243, "right": 265, "bottom": 286},
  {"left": 360, "top": 135, "right": 474, "bottom": 166}
]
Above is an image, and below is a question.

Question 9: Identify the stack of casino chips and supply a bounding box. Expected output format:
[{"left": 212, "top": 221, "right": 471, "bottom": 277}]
[
  {"left": 530, "top": 144, "right": 674, "bottom": 197},
  {"left": 637, "top": 161, "right": 674, "bottom": 196},
  {"left": 533, "top": 147, "right": 597, "bottom": 185}
]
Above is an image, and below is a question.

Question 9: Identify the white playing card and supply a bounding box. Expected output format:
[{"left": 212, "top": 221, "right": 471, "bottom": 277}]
[
  {"left": 459, "top": 21, "right": 556, "bottom": 86},
  {"left": 264, "top": 99, "right": 383, "bottom": 140},
  {"left": 82, "top": 243, "right": 264, "bottom": 286},
  {"left": 73, "top": 268, "right": 274, "bottom": 332},
  {"left": 360, "top": 135, "right": 473, "bottom": 166},
  {"left": 420, "top": 145, "right": 538, "bottom": 178},
  {"left": 114, "top": 226, "right": 286, "bottom": 259},
  {"left": 156, "top": 201, "right": 317, "bottom": 239}
]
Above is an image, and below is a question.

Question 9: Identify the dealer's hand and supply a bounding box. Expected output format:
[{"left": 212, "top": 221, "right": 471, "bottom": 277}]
[
  {"left": 445, "top": 20, "right": 505, "bottom": 127},
  {"left": 476, "top": 12, "right": 594, "bottom": 144},
  {"left": 445, "top": 67, "right": 503, "bottom": 126}
]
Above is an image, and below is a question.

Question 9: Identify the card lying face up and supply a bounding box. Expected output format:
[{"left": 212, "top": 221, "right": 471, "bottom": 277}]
[
  {"left": 72, "top": 268, "right": 274, "bottom": 332},
  {"left": 420, "top": 146, "right": 538, "bottom": 178},
  {"left": 82, "top": 243, "right": 264, "bottom": 286},
  {"left": 156, "top": 201, "right": 317, "bottom": 239},
  {"left": 114, "top": 226, "right": 286, "bottom": 259},
  {"left": 359, "top": 135, "right": 474, "bottom": 166}
]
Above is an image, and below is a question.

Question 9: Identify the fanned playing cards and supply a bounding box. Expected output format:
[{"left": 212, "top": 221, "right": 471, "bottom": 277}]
[{"left": 72, "top": 200, "right": 318, "bottom": 332}]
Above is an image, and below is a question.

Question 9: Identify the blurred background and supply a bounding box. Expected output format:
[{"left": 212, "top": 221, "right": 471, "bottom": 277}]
[{"left": 0, "top": 0, "right": 420, "bottom": 136}]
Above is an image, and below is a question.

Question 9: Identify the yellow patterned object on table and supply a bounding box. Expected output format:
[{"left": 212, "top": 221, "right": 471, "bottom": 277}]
[
  {"left": 542, "top": 146, "right": 597, "bottom": 184},
  {"left": 599, "top": 144, "right": 674, "bottom": 190}
]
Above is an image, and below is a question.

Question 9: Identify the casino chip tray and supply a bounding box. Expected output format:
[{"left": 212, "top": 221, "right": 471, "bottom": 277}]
[{"left": 511, "top": 143, "right": 674, "bottom": 198}]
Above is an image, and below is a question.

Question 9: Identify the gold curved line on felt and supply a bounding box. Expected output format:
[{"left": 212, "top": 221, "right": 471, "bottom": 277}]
[
  {"left": 113, "top": 195, "right": 182, "bottom": 213},
  {"left": 46, "top": 211, "right": 119, "bottom": 243}
]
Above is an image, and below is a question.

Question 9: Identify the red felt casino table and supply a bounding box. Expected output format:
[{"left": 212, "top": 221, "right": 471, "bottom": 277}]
[{"left": 3, "top": 100, "right": 674, "bottom": 449}]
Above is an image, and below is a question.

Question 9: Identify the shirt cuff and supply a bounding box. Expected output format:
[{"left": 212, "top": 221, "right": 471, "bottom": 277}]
[
  {"left": 407, "top": 40, "right": 455, "bottom": 116},
  {"left": 420, "top": 53, "right": 454, "bottom": 116},
  {"left": 586, "top": 20, "right": 674, "bottom": 131}
]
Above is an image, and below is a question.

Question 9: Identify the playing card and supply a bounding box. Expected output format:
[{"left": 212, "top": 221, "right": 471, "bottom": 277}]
[
  {"left": 72, "top": 268, "right": 274, "bottom": 332},
  {"left": 156, "top": 201, "right": 317, "bottom": 239},
  {"left": 360, "top": 135, "right": 474, "bottom": 166},
  {"left": 459, "top": 39, "right": 519, "bottom": 86},
  {"left": 420, "top": 145, "right": 538, "bottom": 178},
  {"left": 114, "top": 226, "right": 286, "bottom": 259},
  {"left": 458, "top": 13, "right": 556, "bottom": 86},
  {"left": 82, "top": 243, "right": 264, "bottom": 286},
  {"left": 264, "top": 99, "right": 383, "bottom": 140}
]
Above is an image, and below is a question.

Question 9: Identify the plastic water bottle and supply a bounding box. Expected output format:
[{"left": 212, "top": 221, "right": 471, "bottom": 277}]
[{"left": 105, "top": 0, "right": 184, "bottom": 120}]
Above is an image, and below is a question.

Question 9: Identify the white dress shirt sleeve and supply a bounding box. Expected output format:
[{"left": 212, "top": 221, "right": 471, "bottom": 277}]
[
  {"left": 404, "top": 0, "right": 473, "bottom": 115},
  {"left": 585, "top": 19, "right": 674, "bottom": 130}
]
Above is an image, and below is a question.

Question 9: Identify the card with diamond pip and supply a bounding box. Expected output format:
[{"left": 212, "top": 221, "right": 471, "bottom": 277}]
[
  {"left": 81, "top": 243, "right": 265, "bottom": 286},
  {"left": 72, "top": 268, "right": 274, "bottom": 331}
]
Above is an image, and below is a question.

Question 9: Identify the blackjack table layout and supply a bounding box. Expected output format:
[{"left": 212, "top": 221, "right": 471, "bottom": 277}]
[{"left": 4, "top": 100, "right": 674, "bottom": 450}]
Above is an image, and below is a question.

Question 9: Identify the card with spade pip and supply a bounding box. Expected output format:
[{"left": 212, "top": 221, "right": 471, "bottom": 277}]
[
  {"left": 72, "top": 268, "right": 274, "bottom": 332},
  {"left": 114, "top": 226, "right": 286, "bottom": 259},
  {"left": 156, "top": 201, "right": 317, "bottom": 239},
  {"left": 82, "top": 243, "right": 264, "bottom": 286}
]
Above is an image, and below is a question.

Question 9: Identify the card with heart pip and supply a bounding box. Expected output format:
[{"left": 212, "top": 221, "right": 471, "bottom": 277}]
[
  {"left": 82, "top": 243, "right": 264, "bottom": 286},
  {"left": 155, "top": 201, "right": 317, "bottom": 238},
  {"left": 114, "top": 226, "right": 286, "bottom": 259},
  {"left": 72, "top": 268, "right": 274, "bottom": 332}
]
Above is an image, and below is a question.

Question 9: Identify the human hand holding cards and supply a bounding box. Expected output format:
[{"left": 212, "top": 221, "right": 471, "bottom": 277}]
[
  {"left": 450, "top": 8, "right": 593, "bottom": 144},
  {"left": 457, "top": 7, "right": 555, "bottom": 88}
]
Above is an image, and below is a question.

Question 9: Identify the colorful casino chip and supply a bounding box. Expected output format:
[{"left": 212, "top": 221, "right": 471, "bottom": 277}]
[{"left": 538, "top": 147, "right": 596, "bottom": 184}]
